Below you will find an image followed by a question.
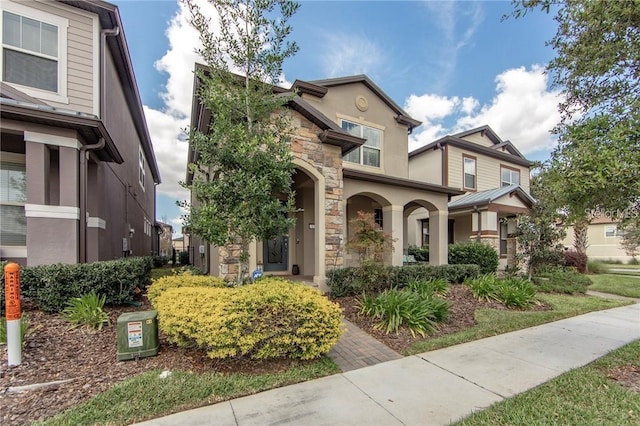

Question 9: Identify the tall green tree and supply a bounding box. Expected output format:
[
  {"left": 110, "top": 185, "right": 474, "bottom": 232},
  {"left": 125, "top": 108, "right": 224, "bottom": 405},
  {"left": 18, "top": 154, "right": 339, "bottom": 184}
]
[
  {"left": 513, "top": 167, "right": 567, "bottom": 279},
  {"left": 181, "top": 0, "right": 300, "bottom": 282},
  {"left": 509, "top": 1, "right": 640, "bottom": 255}
]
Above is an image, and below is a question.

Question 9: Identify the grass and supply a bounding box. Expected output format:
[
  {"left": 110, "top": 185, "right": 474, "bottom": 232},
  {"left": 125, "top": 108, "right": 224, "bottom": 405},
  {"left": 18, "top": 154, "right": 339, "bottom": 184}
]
[
  {"left": 454, "top": 339, "right": 640, "bottom": 425},
  {"left": 39, "top": 357, "right": 339, "bottom": 426},
  {"left": 406, "top": 294, "right": 630, "bottom": 355},
  {"left": 589, "top": 274, "right": 640, "bottom": 298}
]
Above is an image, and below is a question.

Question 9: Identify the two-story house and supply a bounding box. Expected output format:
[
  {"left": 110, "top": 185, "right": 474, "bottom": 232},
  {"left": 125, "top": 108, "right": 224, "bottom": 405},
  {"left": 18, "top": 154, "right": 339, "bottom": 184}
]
[
  {"left": 187, "top": 70, "right": 464, "bottom": 287},
  {"left": 0, "top": 0, "right": 160, "bottom": 266},
  {"left": 408, "top": 126, "right": 534, "bottom": 268}
]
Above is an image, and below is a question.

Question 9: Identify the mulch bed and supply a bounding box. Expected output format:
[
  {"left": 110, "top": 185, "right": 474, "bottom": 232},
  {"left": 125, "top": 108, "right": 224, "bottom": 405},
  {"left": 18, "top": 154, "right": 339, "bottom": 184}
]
[{"left": 0, "top": 299, "right": 307, "bottom": 426}]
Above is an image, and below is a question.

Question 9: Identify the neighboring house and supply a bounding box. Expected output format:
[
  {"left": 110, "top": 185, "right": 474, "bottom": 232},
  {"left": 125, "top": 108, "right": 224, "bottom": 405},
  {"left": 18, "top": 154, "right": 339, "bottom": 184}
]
[
  {"left": 187, "top": 69, "right": 464, "bottom": 286},
  {"left": 407, "top": 126, "right": 534, "bottom": 268},
  {"left": 0, "top": 0, "right": 160, "bottom": 266},
  {"left": 156, "top": 221, "right": 173, "bottom": 257},
  {"left": 562, "top": 217, "right": 634, "bottom": 263}
]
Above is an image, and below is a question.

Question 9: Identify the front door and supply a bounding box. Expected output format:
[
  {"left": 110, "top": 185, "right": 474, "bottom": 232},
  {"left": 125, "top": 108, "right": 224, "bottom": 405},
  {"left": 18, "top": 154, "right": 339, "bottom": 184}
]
[{"left": 263, "top": 235, "right": 289, "bottom": 272}]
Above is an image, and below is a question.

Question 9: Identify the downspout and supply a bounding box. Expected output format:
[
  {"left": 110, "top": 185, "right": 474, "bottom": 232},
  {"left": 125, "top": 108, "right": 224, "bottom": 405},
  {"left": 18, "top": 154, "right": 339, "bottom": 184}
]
[
  {"left": 100, "top": 27, "right": 120, "bottom": 119},
  {"left": 79, "top": 138, "right": 105, "bottom": 263},
  {"left": 474, "top": 205, "right": 482, "bottom": 242}
]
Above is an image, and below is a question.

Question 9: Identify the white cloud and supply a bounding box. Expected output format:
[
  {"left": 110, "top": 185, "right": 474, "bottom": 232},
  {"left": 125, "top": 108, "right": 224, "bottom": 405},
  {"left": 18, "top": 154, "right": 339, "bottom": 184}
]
[
  {"left": 321, "top": 32, "right": 383, "bottom": 77},
  {"left": 455, "top": 65, "right": 562, "bottom": 154},
  {"left": 407, "top": 65, "right": 562, "bottom": 156},
  {"left": 405, "top": 93, "right": 460, "bottom": 122}
]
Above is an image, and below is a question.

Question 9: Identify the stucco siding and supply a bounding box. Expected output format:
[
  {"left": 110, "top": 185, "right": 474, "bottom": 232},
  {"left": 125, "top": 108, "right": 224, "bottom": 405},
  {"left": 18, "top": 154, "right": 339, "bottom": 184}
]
[
  {"left": 408, "top": 149, "right": 442, "bottom": 185},
  {"left": 562, "top": 223, "right": 631, "bottom": 262},
  {"left": 309, "top": 82, "right": 411, "bottom": 179},
  {"left": 10, "top": 0, "right": 97, "bottom": 114}
]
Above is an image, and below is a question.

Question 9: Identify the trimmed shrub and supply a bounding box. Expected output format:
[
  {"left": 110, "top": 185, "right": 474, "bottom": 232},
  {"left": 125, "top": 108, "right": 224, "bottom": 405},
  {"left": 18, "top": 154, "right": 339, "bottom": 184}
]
[
  {"left": 532, "top": 269, "right": 591, "bottom": 294},
  {"left": 147, "top": 273, "right": 226, "bottom": 305},
  {"left": 564, "top": 250, "right": 587, "bottom": 273},
  {"left": 449, "top": 242, "right": 499, "bottom": 274},
  {"left": 327, "top": 264, "right": 480, "bottom": 297},
  {"left": 20, "top": 257, "right": 153, "bottom": 313},
  {"left": 327, "top": 264, "right": 481, "bottom": 297},
  {"left": 0, "top": 260, "right": 7, "bottom": 317},
  {"left": 408, "top": 245, "right": 429, "bottom": 262},
  {"left": 465, "top": 274, "right": 537, "bottom": 308},
  {"left": 154, "top": 278, "right": 343, "bottom": 360},
  {"left": 359, "top": 289, "right": 449, "bottom": 337}
]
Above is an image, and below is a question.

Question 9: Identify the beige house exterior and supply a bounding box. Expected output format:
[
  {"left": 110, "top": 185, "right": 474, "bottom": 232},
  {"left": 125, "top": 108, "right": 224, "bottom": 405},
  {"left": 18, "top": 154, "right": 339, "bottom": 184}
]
[
  {"left": 408, "top": 126, "right": 534, "bottom": 269},
  {"left": 562, "top": 217, "right": 635, "bottom": 263},
  {"left": 187, "top": 70, "right": 463, "bottom": 287},
  {"left": 0, "top": 0, "right": 160, "bottom": 266}
]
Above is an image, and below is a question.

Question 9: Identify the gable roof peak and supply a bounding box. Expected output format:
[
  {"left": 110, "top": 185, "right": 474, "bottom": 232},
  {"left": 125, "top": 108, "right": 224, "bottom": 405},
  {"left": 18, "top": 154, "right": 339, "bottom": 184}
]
[{"left": 452, "top": 125, "right": 503, "bottom": 145}]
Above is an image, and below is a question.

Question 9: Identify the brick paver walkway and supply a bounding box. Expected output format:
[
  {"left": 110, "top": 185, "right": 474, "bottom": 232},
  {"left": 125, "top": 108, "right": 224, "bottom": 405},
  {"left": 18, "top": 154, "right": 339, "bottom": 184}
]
[{"left": 328, "top": 319, "right": 403, "bottom": 372}]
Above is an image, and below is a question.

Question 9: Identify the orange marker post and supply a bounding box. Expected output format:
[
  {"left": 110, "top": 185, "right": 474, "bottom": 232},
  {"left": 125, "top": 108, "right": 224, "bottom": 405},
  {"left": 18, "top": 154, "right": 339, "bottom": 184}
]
[{"left": 4, "top": 262, "right": 22, "bottom": 366}]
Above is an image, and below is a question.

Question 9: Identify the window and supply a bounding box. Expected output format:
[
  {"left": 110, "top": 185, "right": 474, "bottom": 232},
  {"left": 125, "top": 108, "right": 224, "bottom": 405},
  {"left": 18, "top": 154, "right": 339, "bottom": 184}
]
[
  {"left": 500, "top": 222, "right": 508, "bottom": 256},
  {"left": 421, "top": 219, "right": 429, "bottom": 246},
  {"left": 374, "top": 208, "right": 383, "bottom": 228},
  {"left": 501, "top": 166, "right": 520, "bottom": 187},
  {"left": 463, "top": 155, "right": 476, "bottom": 190},
  {"left": 138, "top": 146, "right": 146, "bottom": 190},
  {"left": 341, "top": 120, "right": 382, "bottom": 167},
  {"left": 604, "top": 225, "right": 622, "bottom": 238},
  {"left": 1, "top": 5, "right": 67, "bottom": 100},
  {"left": 0, "top": 157, "right": 26, "bottom": 246}
]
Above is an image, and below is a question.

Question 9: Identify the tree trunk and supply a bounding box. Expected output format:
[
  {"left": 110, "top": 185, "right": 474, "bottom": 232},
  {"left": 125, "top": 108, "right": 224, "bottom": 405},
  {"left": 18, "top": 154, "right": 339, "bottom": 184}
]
[{"left": 573, "top": 219, "right": 589, "bottom": 255}]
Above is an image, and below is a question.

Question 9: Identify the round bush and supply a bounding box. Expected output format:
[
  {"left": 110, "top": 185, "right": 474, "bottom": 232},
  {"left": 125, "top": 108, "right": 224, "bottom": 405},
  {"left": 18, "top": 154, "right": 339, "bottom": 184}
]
[
  {"left": 147, "top": 273, "right": 226, "bottom": 305},
  {"left": 449, "top": 242, "right": 499, "bottom": 274},
  {"left": 154, "top": 278, "right": 343, "bottom": 360}
]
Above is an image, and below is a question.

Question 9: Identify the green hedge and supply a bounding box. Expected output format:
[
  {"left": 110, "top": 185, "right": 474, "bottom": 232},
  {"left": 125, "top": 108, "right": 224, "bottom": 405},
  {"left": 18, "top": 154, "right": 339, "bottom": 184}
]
[
  {"left": 532, "top": 269, "right": 591, "bottom": 294},
  {"left": 0, "top": 260, "right": 6, "bottom": 317},
  {"left": 327, "top": 264, "right": 481, "bottom": 297},
  {"left": 448, "top": 242, "right": 499, "bottom": 274},
  {"left": 21, "top": 257, "right": 153, "bottom": 313}
]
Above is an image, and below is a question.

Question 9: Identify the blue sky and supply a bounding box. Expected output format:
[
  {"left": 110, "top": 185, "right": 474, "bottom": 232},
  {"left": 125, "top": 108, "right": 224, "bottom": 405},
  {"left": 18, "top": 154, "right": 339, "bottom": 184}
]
[{"left": 114, "top": 0, "right": 560, "bottom": 235}]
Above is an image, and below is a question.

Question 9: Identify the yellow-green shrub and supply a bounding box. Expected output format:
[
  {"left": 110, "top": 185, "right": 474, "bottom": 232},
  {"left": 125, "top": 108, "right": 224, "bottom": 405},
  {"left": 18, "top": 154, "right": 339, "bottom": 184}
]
[
  {"left": 154, "top": 278, "right": 344, "bottom": 360},
  {"left": 147, "top": 273, "right": 226, "bottom": 305}
]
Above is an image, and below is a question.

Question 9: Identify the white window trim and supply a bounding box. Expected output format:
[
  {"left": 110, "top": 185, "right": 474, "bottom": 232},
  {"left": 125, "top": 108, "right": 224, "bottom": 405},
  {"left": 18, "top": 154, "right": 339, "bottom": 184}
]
[
  {"left": 138, "top": 145, "right": 146, "bottom": 191},
  {"left": 463, "top": 155, "right": 477, "bottom": 190},
  {"left": 501, "top": 166, "right": 521, "bottom": 187},
  {"left": 604, "top": 225, "right": 620, "bottom": 238},
  {"left": 0, "top": 1, "right": 69, "bottom": 104},
  {"left": 338, "top": 115, "right": 385, "bottom": 170}
]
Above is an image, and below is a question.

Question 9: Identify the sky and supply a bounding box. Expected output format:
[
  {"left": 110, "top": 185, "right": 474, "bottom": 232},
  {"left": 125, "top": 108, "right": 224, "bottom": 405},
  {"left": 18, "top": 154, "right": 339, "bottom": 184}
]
[{"left": 113, "top": 0, "right": 561, "bottom": 236}]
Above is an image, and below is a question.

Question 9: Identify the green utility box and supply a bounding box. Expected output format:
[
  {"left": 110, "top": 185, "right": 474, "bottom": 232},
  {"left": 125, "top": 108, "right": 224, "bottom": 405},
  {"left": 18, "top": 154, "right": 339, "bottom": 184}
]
[{"left": 117, "top": 310, "right": 159, "bottom": 361}]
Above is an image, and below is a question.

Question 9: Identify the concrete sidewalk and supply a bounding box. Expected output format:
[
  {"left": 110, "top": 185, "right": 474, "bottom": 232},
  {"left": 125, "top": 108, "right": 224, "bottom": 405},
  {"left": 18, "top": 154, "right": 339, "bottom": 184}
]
[{"left": 137, "top": 303, "right": 640, "bottom": 426}]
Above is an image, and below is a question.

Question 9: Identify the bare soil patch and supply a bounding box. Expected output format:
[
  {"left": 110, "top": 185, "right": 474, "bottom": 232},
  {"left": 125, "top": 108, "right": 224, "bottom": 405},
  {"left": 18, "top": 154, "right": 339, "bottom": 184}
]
[{"left": 607, "top": 365, "right": 640, "bottom": 393}]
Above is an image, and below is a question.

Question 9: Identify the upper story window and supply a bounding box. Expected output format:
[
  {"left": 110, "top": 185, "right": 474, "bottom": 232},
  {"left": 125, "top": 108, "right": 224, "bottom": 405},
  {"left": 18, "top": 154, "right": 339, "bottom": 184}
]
[
  {"left": 604, "top": 225, "right": 623, "bottom": 238},
  {"left": 138, "top": 146, "right": 146, "bottom": 190},
  {"left": 501, "top": 166, "right": 520, "bottom": 187},
  {"left": 1, "top": 3, "right": 68, "bottom": 102},
  {"left": 341, "top": 120, "right": 382, "bottom": 168},
  {"left": 463, "top": 155, "right": 476, "bottom": 190},
  {"left": 0, "top": 155, "right": 26, "bottom": 247}
]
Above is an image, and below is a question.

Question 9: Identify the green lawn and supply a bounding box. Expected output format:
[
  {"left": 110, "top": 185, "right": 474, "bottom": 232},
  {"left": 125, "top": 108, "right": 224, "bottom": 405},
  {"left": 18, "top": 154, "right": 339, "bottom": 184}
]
[
  {"left": 39, "top": 357, "right": 339, "bottom": 426},
  {"left": 589, "top": 274, "right": 640, "bottom": 298},
  {"left": 454, "top": 339, "right": 640, "bottom": 425},
  {"left": 406, "top": 294, "right": 630, "bottom": 355}
]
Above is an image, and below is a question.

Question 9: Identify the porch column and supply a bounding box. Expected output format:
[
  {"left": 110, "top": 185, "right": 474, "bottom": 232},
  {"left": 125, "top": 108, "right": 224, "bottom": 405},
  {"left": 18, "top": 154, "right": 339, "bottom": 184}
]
[
  {"left": 383, "top": 205, "right": 403, "bottom": 266},
  {"left": 429, "top": 209, "right": 448, "bottom": 265},
  {"left": 471, "top": 210, "right": 499, "bottom": 252}
]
